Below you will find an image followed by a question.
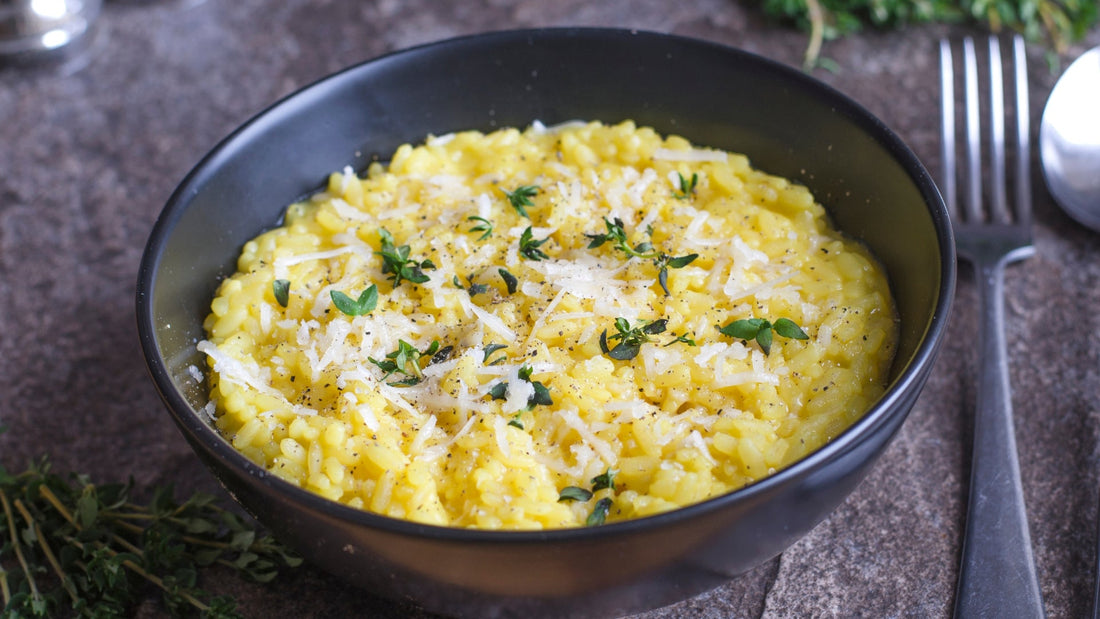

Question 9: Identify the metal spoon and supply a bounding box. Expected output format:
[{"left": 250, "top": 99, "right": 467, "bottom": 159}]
[
  {"left": 1039, "top": 44, "right": 1100, "bottom": 619},
  {"left": 1039, "top": 45, "right": 1100, "bottom": 617},
  {"left": 1039, "top": 46, "right": 1100, "bottom": 232}
]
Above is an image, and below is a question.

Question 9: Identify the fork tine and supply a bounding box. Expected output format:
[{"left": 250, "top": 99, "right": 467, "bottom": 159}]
[
  {"left": 963, "top": 38, "right": 983, "bottom": 223},
  {"left": 988, "top": 37, "right": 1009, "bottom": 222},
  {"left": 939, "top": 40, "right": 957, "bottom": 216},
  {"left": 1013, "top": 35, "right": 1032, "bottom": 227}
]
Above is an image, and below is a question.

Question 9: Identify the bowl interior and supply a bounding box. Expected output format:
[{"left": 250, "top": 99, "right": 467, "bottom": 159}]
[{"left": 139, "top": 27, "right": 951, "bottom": 526}]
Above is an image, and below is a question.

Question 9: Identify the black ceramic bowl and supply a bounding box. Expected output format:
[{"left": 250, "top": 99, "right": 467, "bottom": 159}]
[{"left": 137, "top": 28, "right": 953, "bottom": 618}]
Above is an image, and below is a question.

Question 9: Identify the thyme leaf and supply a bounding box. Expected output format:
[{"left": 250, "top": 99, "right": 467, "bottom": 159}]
[
  {"left": 486, "top": 364, "right": 552, "bottom": 410},
  {"left": 665, "top": 333, "right": 697, "bottom": 347},
  {"left": 586, "top": 498, "right": 613, "bottom": 526},
  {"left": 590, "top": 468, "right": 618, "bottom": 493},
  {"left": 453, "top": 275, "right": 488, "bottom": 297},
  {"left": 329, "top": 285, "right": 378, "bottom": 317},
  {"left": 518, "top": 365, "right": 553, "bottom": 408},
  {"left": 368, "top": 339, "right": 442, "bottom": 386},
  {"left": 272, "top": 279, "right": 290, "bottom": 308},
  {"left": 558, "top": 487, "right": 593, "bottom": 503},
  {"left": 518, "top": 226, "right": 550, "bottom": 261},
  {"left": 501, "top": 184, "right": 540, "bottom": 218},
  {"left": 376, "top": 228, "right": 435, "bottom": 288},
  {"left": 497, "top": 268, "right": 518, "bottom": 294},
  {"left": 482, "top": 343, "right": 508, "bottom": 365},
  {"left": 654, "top": 252, "right": 698, "bottom": 296},
  {"left": 599, "top": 318, "right": 668, "bottom": 361},
  {"left": 487, "top": 382, "right": 508, "bottom": 400},
  {"left": 467, "top": 215, "right": 494, "bottom": 241},
  {"left": 672, "top": 172, "right": 698, "bottom": 200},
  {"left": 718, "top": 316, "right": 809, "bottom": 355},
  {"left": 584, "top": 217, "right": 696, "bottom": 295},
  {"left": 557, "top": 467, "right": 619, "bottom": 525}
]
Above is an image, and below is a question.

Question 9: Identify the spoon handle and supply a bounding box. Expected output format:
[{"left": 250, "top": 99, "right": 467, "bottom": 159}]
[{"left": 953, "top": 258, "right": 1044, "bottom": 619}]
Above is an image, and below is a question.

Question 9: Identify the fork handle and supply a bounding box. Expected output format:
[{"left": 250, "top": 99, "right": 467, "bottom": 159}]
[{"left": 954, "top": 256, "right": 1044, "bottom": 618}]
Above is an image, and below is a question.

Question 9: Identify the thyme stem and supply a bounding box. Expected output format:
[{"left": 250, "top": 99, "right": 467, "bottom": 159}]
[
  {"left": 804, "top": 0, "right": 825, "bottom": 70},
  {"left": 0, "top": 488, "right": 43, "bottom": 608},
  {"left": 13, "top": 498, "right": 80, "bottom": 605},
  {"left": 61, "top": 533, "right": 213, "bottom": 613},
  {"left": 0, "top": 467, "right": 300, "bottom": 616}
]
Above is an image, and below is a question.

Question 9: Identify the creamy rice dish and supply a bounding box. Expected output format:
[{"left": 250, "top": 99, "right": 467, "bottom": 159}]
[{"left": 198, "top": 120, "right": 897, "bottom": 529}]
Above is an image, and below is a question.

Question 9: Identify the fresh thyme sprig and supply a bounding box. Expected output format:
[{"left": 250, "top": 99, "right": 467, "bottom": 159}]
[
  {"left": 718, "top": 317, "right": 809, "bottom": 355},
  {"left": 557, "top": 468, "right": 619, "bottom": 526},
  {"left": 368, "top": 340, "right": 448, "bottom": 386},
  {"left": 0, "top": 458, "right": 300, "bottom": 618},
  {"left": 453, "top": 275, "right": 489, "bottom": 297},
  {"left": 518, "top": 226, "right": 550, "bottom": 261},
  {"left": 758, "top": 0, "right": 1098, "bottom": 70},
  {"left": 672, "top": 172, "right": 698, "bottom": 200},
  {"left": 487, "top": 365, "right": 553, "bottom": 413},
  {"left": 665, "top": 333, "right": 697, "bottom": 347},
  {"left": 599, "top": 318, "right": 669, "bottom": 361},
  {"left": 501, "top": 185, "right": 540, "bottom": 218},
  {"left": 467, "top": 216, "right": 494, "bottom": 241},
  {"left": 585, "top": 217, "right": 698, "bottom": 295},
  {"left": 376, "top": 228, "right": 435, "bottom": 288}
]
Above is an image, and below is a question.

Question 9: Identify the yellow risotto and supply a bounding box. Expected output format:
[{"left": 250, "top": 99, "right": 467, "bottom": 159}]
[{"left": 199, "top": 120, "right": 897, "bottom": 529}]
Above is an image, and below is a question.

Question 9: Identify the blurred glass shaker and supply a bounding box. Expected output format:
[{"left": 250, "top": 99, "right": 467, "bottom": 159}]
[{"left": 0, "top": 0, "right": 101, "bottom": 62}]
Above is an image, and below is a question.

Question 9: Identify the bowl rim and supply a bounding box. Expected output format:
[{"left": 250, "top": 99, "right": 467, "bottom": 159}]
[{"left": 136, "top": 26, "right": 955, "bottom": 543}]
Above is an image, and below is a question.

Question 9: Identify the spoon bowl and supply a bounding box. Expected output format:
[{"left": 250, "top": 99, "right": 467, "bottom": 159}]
[{"left": 1039, "top": 46, "right": 1100, "bottom": 232}]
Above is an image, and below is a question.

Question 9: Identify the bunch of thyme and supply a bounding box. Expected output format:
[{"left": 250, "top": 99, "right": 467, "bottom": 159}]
[
  {"left": 757, "top": 0, "right": 1099, "bottom": 69},
  {"left": 0, "top": 457, "right": 301, "bottom": 618}
]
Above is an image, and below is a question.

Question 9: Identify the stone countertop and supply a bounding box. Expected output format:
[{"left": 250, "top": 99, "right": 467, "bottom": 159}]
[{"left": 1, "top": 1, "right": 1098, "bottom": 617}]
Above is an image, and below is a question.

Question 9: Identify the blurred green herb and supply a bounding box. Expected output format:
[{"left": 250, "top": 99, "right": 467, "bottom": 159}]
[
  {"left": 368, "top": 339, "right": 444, "bottom": 386},
  {"left": 467, "top": 215, "right": 495, "bottom": 241},
  {"left": 672, "top": 172, "right": 698, "bottom": 200},
  {"left": 586, "top": 497, "right": 614, "bottom": 526},
  {"left": 453, "top": 275, "right": 489, "bottom": 297},
  {"left": 497, "top": 268, "right": 519, "bottom": 295},
  {"left": 665, "top": 333, "right": 698, "bottom": 347},
  {"left": 590, "top": 468, "right": 618, "bottom": 493},
  {"left": 482, "top": 343, "right": 508, "bottom": 366},
  {"left": 557, "top": 468, "right": 619, "bottom": 526},
  {"left": 0, "top": 458, "right": 300, "bottom": 618},
  {"left": 757, "top": 0, "right": 1098, "bottom": 69},
  {"left": 518, "top": 227, "right": 550, "bottom": 261},
  {"left": 557, "top": 486, "right": 593, "bottom": 503},
  {"left": 272, "top": 279, "right": 291, "bottom": 308},
  {"left": 501, "top": 185, "right": 540, "bottom": 218}
]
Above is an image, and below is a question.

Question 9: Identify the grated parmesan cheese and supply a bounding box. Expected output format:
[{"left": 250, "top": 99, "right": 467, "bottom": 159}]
[{"left": 199, "top": 120, "right": 898, "bottom": 530}]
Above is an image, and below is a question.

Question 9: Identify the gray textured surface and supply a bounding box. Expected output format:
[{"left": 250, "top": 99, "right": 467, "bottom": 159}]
[{"left": 1, "top": 1, "right": 1098, "bottom": 617}]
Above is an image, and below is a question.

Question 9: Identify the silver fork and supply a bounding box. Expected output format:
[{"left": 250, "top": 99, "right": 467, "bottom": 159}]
[{"left": 939, "top": 35, "right": 1044, "bottom": 618}]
